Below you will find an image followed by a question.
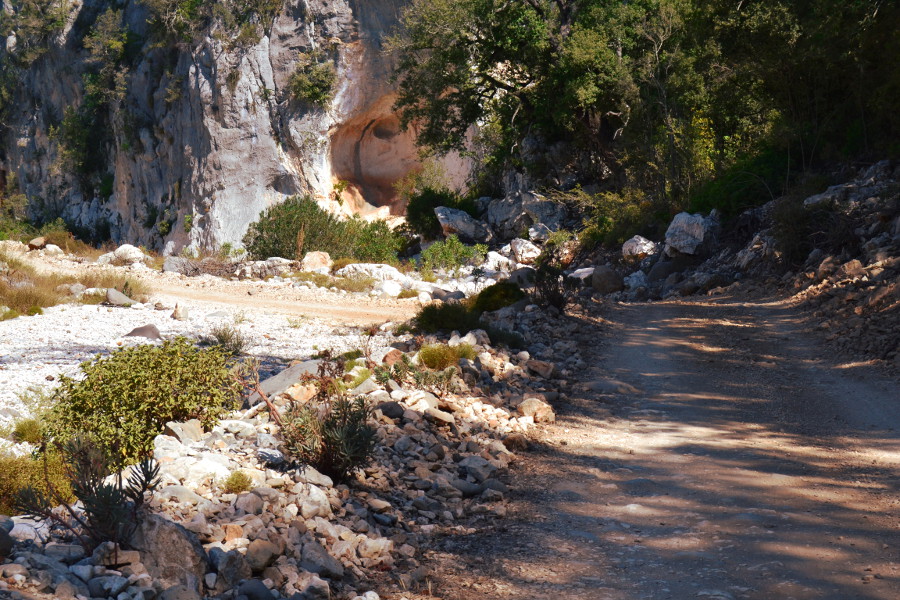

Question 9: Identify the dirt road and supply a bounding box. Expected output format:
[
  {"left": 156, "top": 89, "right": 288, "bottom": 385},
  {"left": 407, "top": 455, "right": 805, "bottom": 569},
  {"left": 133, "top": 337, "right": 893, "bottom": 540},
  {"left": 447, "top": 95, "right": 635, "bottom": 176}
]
[{"left": 417, "top": 298, "right": 899, "bottom": 600}]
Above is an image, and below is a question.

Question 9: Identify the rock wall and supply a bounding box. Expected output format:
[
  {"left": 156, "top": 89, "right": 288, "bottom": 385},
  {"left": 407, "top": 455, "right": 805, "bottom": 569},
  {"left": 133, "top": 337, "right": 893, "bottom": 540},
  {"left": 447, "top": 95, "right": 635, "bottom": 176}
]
[{"left": 0, "top": 0, "right": 470, "bottom": 253}]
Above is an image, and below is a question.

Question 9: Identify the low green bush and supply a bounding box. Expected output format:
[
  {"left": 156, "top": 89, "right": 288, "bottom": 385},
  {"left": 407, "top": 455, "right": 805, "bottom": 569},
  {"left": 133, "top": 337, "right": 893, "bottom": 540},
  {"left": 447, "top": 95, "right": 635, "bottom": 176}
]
[
  {"left": 0, "top": 450, "right": 74, "bottom": 516},
  {"left": 46, "top": 338, "right": 242, "bottom": 469},
  {"left": 206, "top": 323, "right": 247, "bottom": 356},
  {"left": 418, "top": 343, "right": 476, "bottom": 370},
  {"left": 471, "top": 281, "right": 525, "bottom": 313},
  {"left": 421, "top": 235, "right": 487, "bottom": 273},
  {"left": 415, "top": 302, "right": 483, "bottom": 334},
  {"left": 288, "top": 51, "right": 336, "bottom": 107},
  {"left": 243, "top": 195, "right": 403, "bottom": 262},
  {"left": 222, "top": 470, "right": 252, "bottom": 494},
  {"left": 280, "top": 397, "right": 376, "bottom": 482},
  {"left": 11, "top": 418, "right": 43, "bottom": 444},
  {"left": 15, "top": 439, "right": 160, "bottom": 551}
]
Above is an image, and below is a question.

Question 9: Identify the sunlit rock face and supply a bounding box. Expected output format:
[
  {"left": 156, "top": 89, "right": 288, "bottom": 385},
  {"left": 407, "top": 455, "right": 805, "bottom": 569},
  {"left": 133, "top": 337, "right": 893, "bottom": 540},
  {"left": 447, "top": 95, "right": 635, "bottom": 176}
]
[{"left": 0, "top": 0, "right": 471, "bottom": 253}]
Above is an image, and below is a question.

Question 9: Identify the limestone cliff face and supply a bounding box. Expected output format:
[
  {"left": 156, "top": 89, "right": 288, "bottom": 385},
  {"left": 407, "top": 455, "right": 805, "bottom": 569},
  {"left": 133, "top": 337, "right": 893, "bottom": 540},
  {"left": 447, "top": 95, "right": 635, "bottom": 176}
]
[{"left": 0, "top": 0, "right": 467, "bottom": 253}]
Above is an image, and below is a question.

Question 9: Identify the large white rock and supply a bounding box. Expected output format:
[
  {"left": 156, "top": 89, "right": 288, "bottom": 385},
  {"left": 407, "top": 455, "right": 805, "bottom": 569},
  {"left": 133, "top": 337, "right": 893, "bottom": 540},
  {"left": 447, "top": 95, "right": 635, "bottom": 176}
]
[
  {"left": 622, "top": 235, "right": 657, "bottom": 260},
  {"left": 98, "top": 244, "right": 147, "bottom": 265},
  {"left": 374, "top": 280, "right": 402, "bottom": 297},
  {"left": 624, "top": 270, "right": 649, "bottom": 290},
  {"left": 434, "top": 206, "right": 493, "bottom": 243},
  {"left": 114, "top": 244, "right": 148, "bottom": 264},
  {"left": 336, "top": 263, "right": 409, "bottom": 283},
  {"left": 510, "top": 238, "right": 541, "bottom": 264},
  {"left": 483, "top": 251, "right": 512, "bottom": 272},
  {"left": 299, "top": 251, "right": 332, "bottom": 272},
  {"left": 664, "top": 212, "right": 719, "bottom": 256}
]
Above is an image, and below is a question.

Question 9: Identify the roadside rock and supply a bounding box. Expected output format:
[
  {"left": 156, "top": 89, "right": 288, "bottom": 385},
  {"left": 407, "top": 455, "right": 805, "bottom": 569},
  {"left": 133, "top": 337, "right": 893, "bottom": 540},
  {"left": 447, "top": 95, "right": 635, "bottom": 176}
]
[
  {"left": 300, "top": 251, "right": 333, "bottom": 272},
  {"left": 591, "top": 266, "right": 624, "bottom": 294},
  {"left": 664, "top": 212, "right": 720, "bottom": 256},
  {"left": 435, "top": 206, "right": 493, "bottom": 243},
  {"left": 130, "top": 513, "right": 208, "bottom": 594}
]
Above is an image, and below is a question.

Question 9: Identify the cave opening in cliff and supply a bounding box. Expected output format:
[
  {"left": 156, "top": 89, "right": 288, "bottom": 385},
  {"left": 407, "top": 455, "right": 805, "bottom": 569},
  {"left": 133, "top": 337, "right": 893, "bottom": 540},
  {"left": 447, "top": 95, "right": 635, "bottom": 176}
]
[{"left": 329, "top": 103, "right": 421, "bottom": 216}]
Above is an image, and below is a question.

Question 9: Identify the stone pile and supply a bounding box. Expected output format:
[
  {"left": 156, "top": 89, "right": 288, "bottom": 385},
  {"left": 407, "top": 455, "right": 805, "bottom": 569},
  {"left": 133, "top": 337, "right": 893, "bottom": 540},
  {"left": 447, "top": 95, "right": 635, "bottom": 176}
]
[
  {"left": 577, "top": 159, "right": 899, "bottom": 369},
  {"left": 0, "top": 330, "right": 561, "bottom": 600}
]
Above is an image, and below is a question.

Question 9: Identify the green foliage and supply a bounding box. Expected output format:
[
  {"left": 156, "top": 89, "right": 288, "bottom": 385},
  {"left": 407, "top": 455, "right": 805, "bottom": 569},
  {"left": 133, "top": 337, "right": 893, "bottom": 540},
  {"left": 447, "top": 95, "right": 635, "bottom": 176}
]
[
  {"left": 46, "top": 339, "right": 242, "bottom": 469},
  {"left": 421, "top": 235, "right": 487, "bottom": 273},
  {"left": 206, "top": 323, "right": 247, "bottom": 356},
  {"left": 531, "top": 241, "right": 569, "bottom": 310},
  {"left": 771, "top": 196, "right": 860, "bottom": 267},
  {"left": 374, "top": 353, "right": 458, "bottom": 397},
  {"left": 288, "top": 51, "right": 337, "bottom": 107},
  {"left": 418, "top": 343, "right": 475, "bottom": 370},
  {"left": 281, "top": 397, "right": 376, "bottom": 482},
  {"left": 414, "top": 302, "right": 482, "bottom": 334},
  {"left": 472, "top": 281, "right": 525, "bottom": 313},
  {"left": 243, "top": 195, "right": 403, "bottom": 262},
  {"left": 0, "top": 0, "right": 70, "bottom": 67},
  {"left": 404, "top": 188, "right": 478, "bottom": 240},
  {"left": 222, "top": 470, "right": 252, "bottom": 494},
  {"left": 393, "top": 0, "right": 900, "bottom": 225},
  {"left": 0, "top": 450, "right": 73, "bottom": 516},
  {"left": 11, "top": 418, "right": 44, "bottom": 444},
  {"left": 15, "top": 439, "right": 160, "bottom": 551}
]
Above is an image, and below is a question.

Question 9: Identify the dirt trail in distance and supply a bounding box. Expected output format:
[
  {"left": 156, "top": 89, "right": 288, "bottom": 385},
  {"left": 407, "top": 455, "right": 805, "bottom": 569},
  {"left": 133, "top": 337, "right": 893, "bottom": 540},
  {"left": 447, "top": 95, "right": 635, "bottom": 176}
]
[
  {"left": 148, "top": 278, "right": 415, "bottom": 325},
  {"left": 413, "top": 297, "right": 899, "bottom": 600}
]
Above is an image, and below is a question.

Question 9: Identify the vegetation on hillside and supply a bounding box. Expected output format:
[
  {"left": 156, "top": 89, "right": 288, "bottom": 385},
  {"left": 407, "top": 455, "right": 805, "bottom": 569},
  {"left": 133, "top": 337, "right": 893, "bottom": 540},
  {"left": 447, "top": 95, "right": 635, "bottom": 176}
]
[
  {"left": 392, "top": 0, "right": 900, "bottom": 230},
  {"left": 242, "top": 195, "right": 404, "bottom": 262}
]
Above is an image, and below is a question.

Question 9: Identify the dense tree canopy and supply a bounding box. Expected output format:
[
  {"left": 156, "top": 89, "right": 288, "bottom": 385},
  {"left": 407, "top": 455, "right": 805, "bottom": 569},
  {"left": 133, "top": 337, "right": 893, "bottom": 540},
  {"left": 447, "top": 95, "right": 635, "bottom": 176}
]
[{"left": 392, "top": 0, "right": 900, "bottom": 212}]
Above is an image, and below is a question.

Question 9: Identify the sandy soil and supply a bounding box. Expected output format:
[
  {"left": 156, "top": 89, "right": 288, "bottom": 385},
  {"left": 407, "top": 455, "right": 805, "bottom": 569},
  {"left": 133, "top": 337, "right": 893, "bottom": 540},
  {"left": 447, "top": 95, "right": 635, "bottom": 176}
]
[{"left": 403, "top": 296, "right": 899, "bottom": 600}]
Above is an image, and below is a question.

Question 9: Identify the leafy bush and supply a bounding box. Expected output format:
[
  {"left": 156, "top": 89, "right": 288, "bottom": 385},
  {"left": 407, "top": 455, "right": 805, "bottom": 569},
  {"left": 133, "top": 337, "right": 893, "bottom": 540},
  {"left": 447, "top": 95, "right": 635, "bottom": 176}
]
[
  {"left": 46, "top": 339, "right": 242, "bottom": 469},
  {"left": 471, "top": 281, "right": 525, "bottom": 313},
  {"left": 288, "top": 51, "right": 336, "bottom": 107},
  {"left": 421, "top": 235, "right": 487, "bottom": 273},
  {"left": 0, "top": 450, "right": 73, "bottom": 516},
  {"left": 415, "top": 302, "right": 483, "bottom": 334},
  {"left": 222, "top": 470, "right": 252, "bottom": 494},
  {"left": 243, "top": 195, "right": 403, "bottom": 262},
  {"left": 15, "top": 439, "right": 160, "bottom": 551},
  {"left": 405, "top": 188, "right": 478, "bottom": 239},
  {"left": 418, "top": 343, "right": 475, "bottom": 370},
  {"left": 206, "top": 323, "right": 247, "bottom": 356},
  {"left": 281, "top": 397, "right": 375, "bottom": 482}
]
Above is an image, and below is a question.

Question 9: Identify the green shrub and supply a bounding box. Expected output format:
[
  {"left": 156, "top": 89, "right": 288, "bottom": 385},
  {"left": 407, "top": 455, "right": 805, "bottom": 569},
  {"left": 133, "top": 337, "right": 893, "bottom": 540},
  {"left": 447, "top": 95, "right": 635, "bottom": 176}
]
[
  {"left": 421, "top": 235, "right": 487, "bottom": 273},
  {"left": 374, "top": 354, "right": 457, "bottom": 397},
  {"left": 280, "top": 397, "right": 376, "bottom": 482},
  {"left": 405, "top": 188, "right": 478, "bottom": 239},
  {"left": 222, "top": 470, "right": 252, "bottom": 494},
  {"left": 46, "top": 339, "right": 242, "bottom": 469},
  {"left": 11, "top": 418, "right": 43, "bottom": 444},
  {"left": 243, "top": 195, "right": 403, "bottom": 262},
  {"left": 418, "top": 343, "right": 476, "bottom": 370},
  {"left": 0, "top": 450, "right": 74, "bottom": 517},
  {"left": 288, "top": 51, "right": 337, "bottom": 107},
  {"left": 398, "top": 288, "right": 418, "bottom": 299},
  {"left": 472, "top": 281, "right": 525, "bottom": 313},
  {"left": 15, "top": 439, "right": 160, "bottom": 551},
  {"left": 206, "top": 323, "right": 247, "bottom": 356},
  {"left": 343, "top": 217, "right": 405, "bottom": 263},
  {"left": 415, "top": 302, "right": 483, "bottom": 334}
]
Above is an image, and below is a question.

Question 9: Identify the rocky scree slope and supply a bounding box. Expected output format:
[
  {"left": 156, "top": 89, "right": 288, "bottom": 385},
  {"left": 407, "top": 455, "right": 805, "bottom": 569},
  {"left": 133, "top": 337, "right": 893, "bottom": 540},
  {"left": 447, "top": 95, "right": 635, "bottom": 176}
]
[{"left": 0, "top": 322, "right": 565, "bottom": 599}]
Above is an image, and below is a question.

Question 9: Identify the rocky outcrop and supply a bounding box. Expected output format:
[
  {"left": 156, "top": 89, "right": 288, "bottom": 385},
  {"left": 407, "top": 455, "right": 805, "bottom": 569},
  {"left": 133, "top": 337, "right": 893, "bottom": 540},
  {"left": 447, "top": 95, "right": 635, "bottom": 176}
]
[{"left": 0, "top": 0, "right": 470, "bottom": 253}]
